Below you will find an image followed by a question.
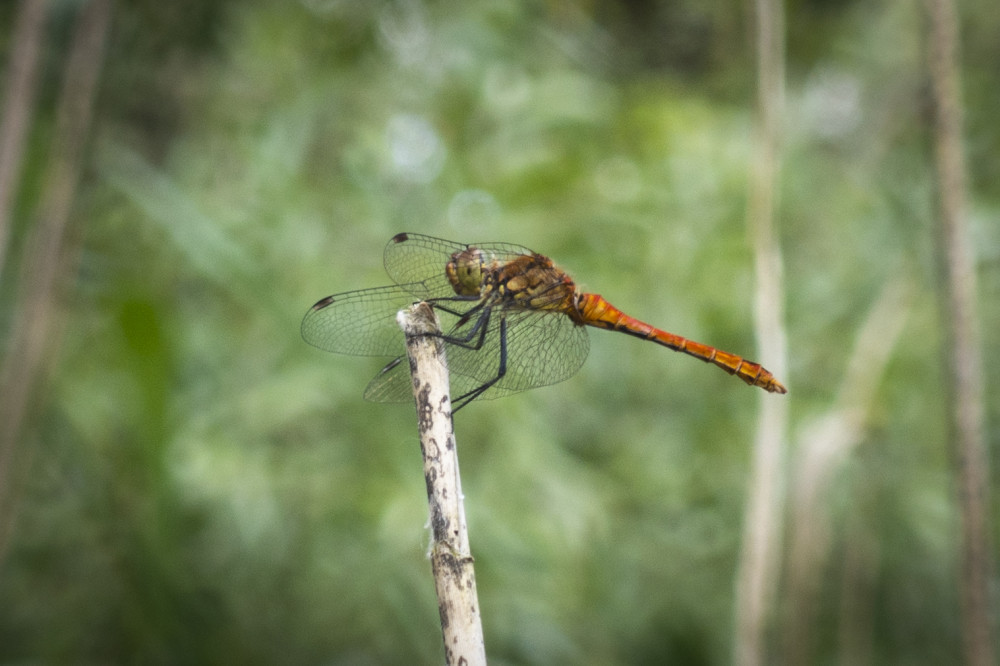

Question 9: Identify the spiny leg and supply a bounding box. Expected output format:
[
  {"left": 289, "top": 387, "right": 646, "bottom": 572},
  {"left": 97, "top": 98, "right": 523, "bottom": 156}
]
[{"left": 452, "top": 317, "right": 509, "bottom": 411}]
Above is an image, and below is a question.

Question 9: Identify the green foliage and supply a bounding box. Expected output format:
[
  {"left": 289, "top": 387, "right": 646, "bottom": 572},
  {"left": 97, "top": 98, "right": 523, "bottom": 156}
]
[{"left": 1, "top": 0, "right": 997, "bottom": 663}]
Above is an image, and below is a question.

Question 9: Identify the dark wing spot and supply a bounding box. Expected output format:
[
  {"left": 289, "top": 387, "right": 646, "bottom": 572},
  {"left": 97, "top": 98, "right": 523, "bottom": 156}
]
[{"left": 309, "top": 295, "right": 337, "bottom": 311}]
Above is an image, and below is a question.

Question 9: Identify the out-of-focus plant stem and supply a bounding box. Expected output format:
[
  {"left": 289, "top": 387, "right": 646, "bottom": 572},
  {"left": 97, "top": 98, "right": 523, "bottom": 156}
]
[
  {"left": 925, "top": 0, "right": 995, "bottom": 663},
  {"left": 0, "top": 0, "right": 47, "bottom": 278},
  {"left": 0, "top": 0, "right": 112, "bottom": 563},
  {"left": 733, "top": 0, "right": 788, "bottom": 663}
]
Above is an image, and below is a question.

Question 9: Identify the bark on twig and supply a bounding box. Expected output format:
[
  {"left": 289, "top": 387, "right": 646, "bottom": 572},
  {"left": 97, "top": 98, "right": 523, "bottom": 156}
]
[
  {"left": 397, "top": 303, "right": 487, "bottom": 666},
  {"left": 925, "top": 0, "right": 995, "bottom": 662}
]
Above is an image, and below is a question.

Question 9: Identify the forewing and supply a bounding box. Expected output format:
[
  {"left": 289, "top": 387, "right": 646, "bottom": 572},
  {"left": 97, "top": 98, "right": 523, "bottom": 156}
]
[
  {"left": 383, "top": 232, "right": 536, "bottom": 299},
  {"left": 301, "top": 284, "right": 419, "bottom": 356}
]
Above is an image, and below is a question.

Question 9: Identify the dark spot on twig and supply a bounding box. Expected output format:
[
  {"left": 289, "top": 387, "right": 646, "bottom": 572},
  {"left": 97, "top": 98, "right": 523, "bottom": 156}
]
[
  {"left": 425, "top": 437, "right": 440, "bottom": 461},
  {"left": 436, "top": 547, "right": 474, "bottom": 580},
  {"left": 424, "top": 465, "right": 438, "bottom": 500},
  {"left": 417, "top": 383, "right": 433, "bottom": 431},
  {"left": 430, "top": 502, "right": 450, "bottom": 541}
]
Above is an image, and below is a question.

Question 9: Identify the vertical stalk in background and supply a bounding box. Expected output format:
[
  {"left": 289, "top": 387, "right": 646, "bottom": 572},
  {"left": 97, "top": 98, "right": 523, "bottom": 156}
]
[
  {"left": 0, "top": 0, "right": 112, "bottom": 563},
  {"left": 925, "top": 0, "right": 995, "bottom": 663},
  {"left": 0, "top": 0, "right": 48, "bottom": 277},
  {"left": 397, "top": 303, "right": 487, "bottom": 666},
  {"left": 733, "top": 0, "right": 788, "bottom": 663}
]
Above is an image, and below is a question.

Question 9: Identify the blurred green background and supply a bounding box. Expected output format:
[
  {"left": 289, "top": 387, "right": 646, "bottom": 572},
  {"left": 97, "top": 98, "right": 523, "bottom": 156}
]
[{"left": 1, "top": 0, "right": 998, "bottom": 663}]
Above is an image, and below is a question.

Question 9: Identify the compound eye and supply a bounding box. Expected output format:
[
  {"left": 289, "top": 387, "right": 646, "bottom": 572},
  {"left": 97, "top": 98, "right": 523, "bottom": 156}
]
[{"left": 446, "top": 249, "right": 484, "bottom": 296}]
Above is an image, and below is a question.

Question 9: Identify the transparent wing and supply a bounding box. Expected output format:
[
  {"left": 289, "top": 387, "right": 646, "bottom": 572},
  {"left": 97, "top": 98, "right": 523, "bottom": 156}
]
[
  {"left": 445, "top": 307, "right": 590, "bottom": 399},
  {"left": 362, "top": 357, "right": 414, "bottom": 403},
  {"left": 362, "top": 304, "right": 590, "bottom": 404},
  {"left": 382, "top": 232, "right": 536, "bottom": 299},
  {"left": 301, "top": 284, "right": 420, "bottom": 356}
]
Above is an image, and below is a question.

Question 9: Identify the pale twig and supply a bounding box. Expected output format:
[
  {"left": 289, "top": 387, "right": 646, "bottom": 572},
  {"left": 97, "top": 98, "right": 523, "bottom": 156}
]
[{"left": 397, "top": 303, "right": 487, "bottom": 666}]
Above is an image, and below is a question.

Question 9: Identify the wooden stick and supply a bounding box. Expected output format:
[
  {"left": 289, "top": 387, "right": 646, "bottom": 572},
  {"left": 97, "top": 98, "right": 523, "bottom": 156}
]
[{"left": 397, "top": 303, "right": 487, "bottom": 666}]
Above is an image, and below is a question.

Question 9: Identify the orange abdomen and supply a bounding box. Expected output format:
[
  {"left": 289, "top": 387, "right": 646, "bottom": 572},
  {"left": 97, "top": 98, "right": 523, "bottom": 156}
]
[{"left": 573, "top": 292, "right": 787, "bottom": 394}]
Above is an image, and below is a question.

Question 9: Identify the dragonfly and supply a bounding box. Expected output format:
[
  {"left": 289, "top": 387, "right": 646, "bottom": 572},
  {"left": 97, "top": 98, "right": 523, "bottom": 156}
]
[{"left": 302, "top": 232, "right": 787, "bottom": 410}]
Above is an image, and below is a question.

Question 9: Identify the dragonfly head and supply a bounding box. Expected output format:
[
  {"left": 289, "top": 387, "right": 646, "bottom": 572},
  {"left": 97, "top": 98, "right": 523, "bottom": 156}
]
[{"left": 446, "top": 247, "right": 486, "bottom": 297}]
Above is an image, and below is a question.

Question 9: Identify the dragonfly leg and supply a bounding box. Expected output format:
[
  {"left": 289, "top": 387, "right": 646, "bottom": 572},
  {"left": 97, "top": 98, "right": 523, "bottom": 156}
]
[
  {"left": 426, "top": 294, "right": 482, "bottom": 318},
  {"left": 452, "top": 317, "right": 508, "bottom": 411},
  {"left": 434, "top": 304, "right": 493, "bottom": 351}
]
